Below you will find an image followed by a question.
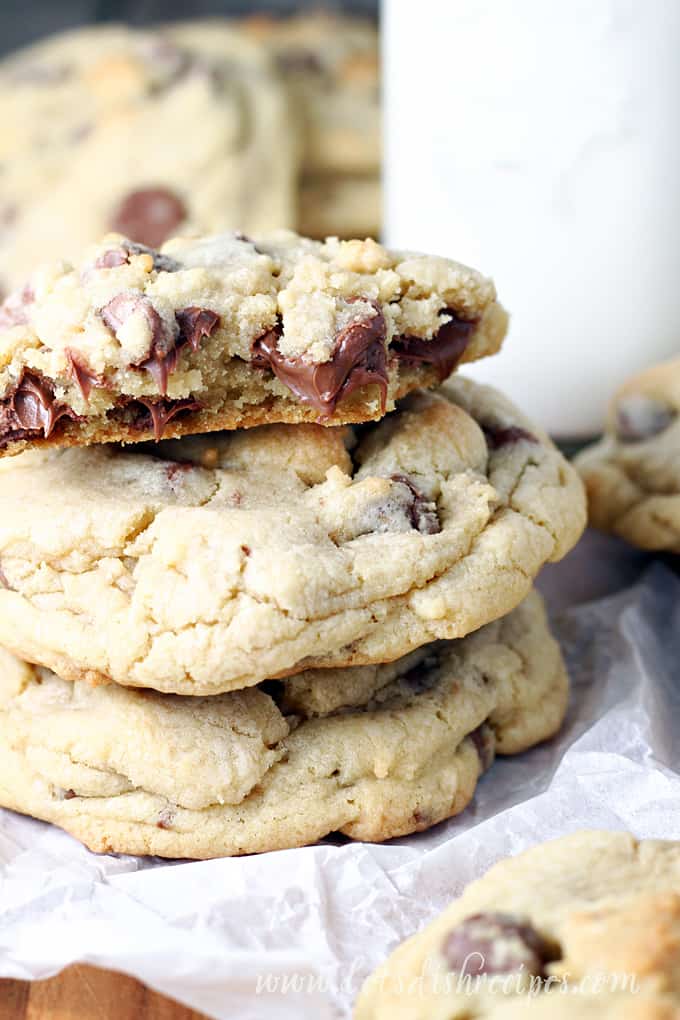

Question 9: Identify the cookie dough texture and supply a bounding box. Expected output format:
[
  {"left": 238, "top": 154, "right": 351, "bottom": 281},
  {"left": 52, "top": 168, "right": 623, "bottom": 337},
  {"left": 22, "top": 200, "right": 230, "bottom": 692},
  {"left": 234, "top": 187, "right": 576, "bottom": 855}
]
[
  {"left": 0, "top": 591, "right": 567, "bottom": 858},
  {"left": 577, "top": 356, "right": 680, "bottom": 551},
  {"left": 0, "top": 230, "right": 507, "bottom": 456},
  {"left": 0, "top": 22, "right": 298, "bottom": 289},
  {"left": 356, "top": 830, "right": 680, "bottom": 1019},
  {"left": 0, "top": 376, "right": 585, "bottom": 694},
  {"left": 244, "top": 12, "right": 380, "bottom": 177}
]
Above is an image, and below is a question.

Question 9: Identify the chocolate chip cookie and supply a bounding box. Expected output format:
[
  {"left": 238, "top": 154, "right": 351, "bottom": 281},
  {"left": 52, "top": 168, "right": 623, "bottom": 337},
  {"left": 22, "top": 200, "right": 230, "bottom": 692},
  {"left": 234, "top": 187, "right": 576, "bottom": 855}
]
[
  {"left": 577, "top": 357, "right": 680, "bottom": 551},
  {"left": 0, "top": 591, "right": 567, "bottom": 858},
  {"left": 0, "top": 231, "right": 507, "bottom": 456},
  {"left": 356, "top": 830, "right": 680, "bottom": 1019},
  {"left": 0, "top": 377, "right": 584, "bottom": 694},
  {"left": 0, "top": 22, "right": 298, "bottom": 289}
]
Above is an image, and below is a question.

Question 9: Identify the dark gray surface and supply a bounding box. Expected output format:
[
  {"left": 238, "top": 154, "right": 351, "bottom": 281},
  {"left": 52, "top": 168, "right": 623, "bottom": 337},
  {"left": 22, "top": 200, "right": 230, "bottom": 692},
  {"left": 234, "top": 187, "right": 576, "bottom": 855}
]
[{"left": 0, "top": 0, "right": 378, "bottom": 55}]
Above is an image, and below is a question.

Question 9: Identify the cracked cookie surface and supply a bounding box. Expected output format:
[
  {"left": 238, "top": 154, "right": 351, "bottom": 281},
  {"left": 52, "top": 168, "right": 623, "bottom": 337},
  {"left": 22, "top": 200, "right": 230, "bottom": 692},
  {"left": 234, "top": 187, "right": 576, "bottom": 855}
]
[
  {"left": 0, "top": 230, "right": 506, "bottom": 456},
  {"left": 577, "top": 356, "right": 680, "bottom": 551},
  {"left": 0, "top": 591, "right": 567, "bottom": 858},
  {"left": 0, "top": 376, "right": 585, "bottom": 694},
  {"left": 0, "top": 22, "right": 299, "bottom": 291},
  {"left": 356, "top": 830, "right": 680, "bottom": 1019}
]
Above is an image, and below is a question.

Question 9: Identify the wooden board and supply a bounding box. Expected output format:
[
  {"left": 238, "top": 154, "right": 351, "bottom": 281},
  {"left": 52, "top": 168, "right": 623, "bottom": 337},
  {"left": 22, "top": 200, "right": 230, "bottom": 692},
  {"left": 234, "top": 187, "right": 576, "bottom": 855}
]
[{"left": 0, "top": 966, "right": 210, "bottom": 1019}]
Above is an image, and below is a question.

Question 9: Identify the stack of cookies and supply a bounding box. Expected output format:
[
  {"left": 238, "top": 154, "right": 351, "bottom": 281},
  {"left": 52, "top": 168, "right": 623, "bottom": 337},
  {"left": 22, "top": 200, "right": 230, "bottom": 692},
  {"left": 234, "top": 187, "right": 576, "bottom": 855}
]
[
  {"left": 0, "top": 230, "right": 585, "bottom": 858},
  {"left": 0, "top": 14, "right": 380, "bottom": 291}
]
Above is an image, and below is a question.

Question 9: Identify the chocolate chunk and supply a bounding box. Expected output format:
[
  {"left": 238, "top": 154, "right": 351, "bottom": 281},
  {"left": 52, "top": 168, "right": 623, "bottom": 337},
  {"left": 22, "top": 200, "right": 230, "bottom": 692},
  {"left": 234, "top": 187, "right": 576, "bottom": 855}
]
[
  {"left": 483, "top": 424, "right": 537, "bottom": 450},
  {"left": 63, "top": 789, "right": 77, "bottom": 800},
  {"left": 252, "top": 302, "right": 388, "bottom": 416},
  {"left": 0, "top": 370, "right": 77, "bottom": 442},
  {"left": 443, "top": 913, "right": 556, "bottom": 977},
  {"left": 126, "top": 396, "right": 202, "bottom": 442},
  {"left": 615, "top": 394, "right": 676, "bottom": 443},
  {"left": 65, "top": 350, "right": 103, "bottom": 401},
  {"left": 175, "top": 307, "right": 220, "bottom": 352},
  {"left": 110, "top": 188, "right": 187, "bottom": 249},
  {"left": 390, "top": 474, "right": 441, "bottom": 535},
  {"left": 469, "top": 723, "right": 495, "bottom": 771},
  {"left": 392, "top": 309, "right": 476, "bottom": 382}
]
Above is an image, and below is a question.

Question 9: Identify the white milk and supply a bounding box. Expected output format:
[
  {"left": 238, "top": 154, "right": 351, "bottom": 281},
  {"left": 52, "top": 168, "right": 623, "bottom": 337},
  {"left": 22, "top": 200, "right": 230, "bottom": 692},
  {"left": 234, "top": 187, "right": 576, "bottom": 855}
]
[{"left": 383, "top": 0, "right": 680, "bottom": 436}]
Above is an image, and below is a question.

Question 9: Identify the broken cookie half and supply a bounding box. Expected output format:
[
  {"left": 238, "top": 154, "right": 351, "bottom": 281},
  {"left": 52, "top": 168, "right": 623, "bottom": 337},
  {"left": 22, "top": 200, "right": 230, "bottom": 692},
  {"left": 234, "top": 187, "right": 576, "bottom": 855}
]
[{"left": 0, "top": 229, "right": 507, "bottom": 456}]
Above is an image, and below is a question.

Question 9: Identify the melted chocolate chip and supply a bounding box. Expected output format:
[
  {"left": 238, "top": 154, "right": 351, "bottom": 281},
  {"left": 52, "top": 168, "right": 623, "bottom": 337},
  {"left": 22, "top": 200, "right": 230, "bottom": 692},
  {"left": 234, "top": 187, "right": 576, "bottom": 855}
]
[
  {"left": 615, "top": 395, "right": 676, "bottom": 443},
  {"left": 102, "top": 295, "right": 218, "bottom": 395},
  {"left": 63, "top": 789, "right": 77, "bottom": 800},
  {"left": 390, "top": 474, "right": 441, "bottom": 535},
  {"left": 469, "top": 723, "right": 495, "bottom": 771},
  {"left": 443, "top": 913, "right": 556, "bottom": 977},
  {"left": 483, "top": 424, "right": 537, "bottom": 450},
  {"left": 110, "top": 188, "right": 187, "bottom": 249},
  {"left": 0, "top": 370, "right": 77, "bottom": 444},
  {"left": 392, "top": 310, "right": 476, "bottom": 382},
  {"left": 252, "top": 302, "right": 388, "bottom": 416},
  {"left": 101, "top": 293, "right": 170, "bottom": 351},
  {"left": 65, "top": 350, "right": 103, "bottom": 402},
  {"left": 175, "top": 307, "right": 220, "bottom": 352},
  {"left": 123, "top": 396, "right": 202, "bottom": 442},
  {"left": 101, "top": 293, "right": 177, "bottom": 394}
]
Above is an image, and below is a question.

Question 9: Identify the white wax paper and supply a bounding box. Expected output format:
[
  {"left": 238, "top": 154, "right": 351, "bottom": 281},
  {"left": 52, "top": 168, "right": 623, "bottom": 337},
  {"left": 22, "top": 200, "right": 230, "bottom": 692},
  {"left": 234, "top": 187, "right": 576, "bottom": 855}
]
[{"left": 1, "top": 532, "right": 679, "bottom": 1019}]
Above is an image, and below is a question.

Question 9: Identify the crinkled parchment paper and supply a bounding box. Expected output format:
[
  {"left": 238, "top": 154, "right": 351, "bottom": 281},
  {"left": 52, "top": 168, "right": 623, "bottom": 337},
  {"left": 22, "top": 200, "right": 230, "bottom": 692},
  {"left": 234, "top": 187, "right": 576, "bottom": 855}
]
[{"left": 1, "top": 532, "right": 678, "bottom": 1019}]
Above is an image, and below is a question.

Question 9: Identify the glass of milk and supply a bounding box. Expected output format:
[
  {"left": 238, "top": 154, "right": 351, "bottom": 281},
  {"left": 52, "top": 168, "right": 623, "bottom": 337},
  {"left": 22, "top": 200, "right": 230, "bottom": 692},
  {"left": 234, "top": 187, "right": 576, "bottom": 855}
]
[{"left": 383, "top": 0, "right": 680, "bottom": 437}]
